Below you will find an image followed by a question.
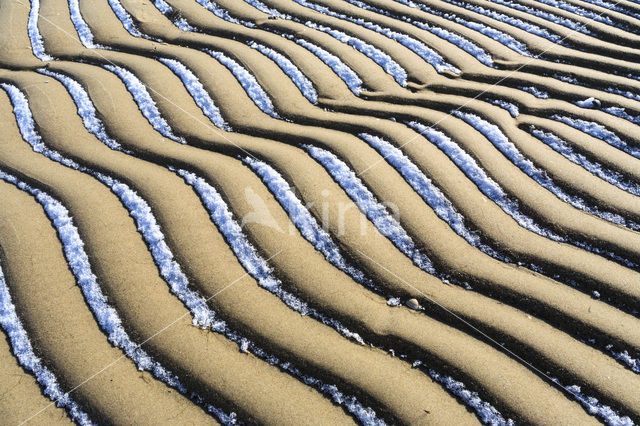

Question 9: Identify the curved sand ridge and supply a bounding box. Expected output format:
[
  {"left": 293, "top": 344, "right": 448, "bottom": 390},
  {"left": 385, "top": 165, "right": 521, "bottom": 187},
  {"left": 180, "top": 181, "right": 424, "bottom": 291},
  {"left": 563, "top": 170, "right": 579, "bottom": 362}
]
[{"left": 1, "top": 0, "right": 640, "bottom": 424}]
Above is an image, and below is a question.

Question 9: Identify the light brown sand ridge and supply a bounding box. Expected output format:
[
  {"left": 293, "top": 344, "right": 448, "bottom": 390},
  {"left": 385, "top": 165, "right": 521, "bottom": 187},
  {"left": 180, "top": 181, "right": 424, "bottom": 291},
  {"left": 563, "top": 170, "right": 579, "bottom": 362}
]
[{"left": 1, "top": 0, "right": 640, "bottom": 424}]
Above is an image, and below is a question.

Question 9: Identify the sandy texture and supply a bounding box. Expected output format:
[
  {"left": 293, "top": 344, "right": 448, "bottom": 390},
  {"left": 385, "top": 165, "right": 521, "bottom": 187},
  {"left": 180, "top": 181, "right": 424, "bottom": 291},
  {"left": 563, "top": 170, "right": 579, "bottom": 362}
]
[{"left": 1, "top": 0, "right": 640, "bottom": 424}]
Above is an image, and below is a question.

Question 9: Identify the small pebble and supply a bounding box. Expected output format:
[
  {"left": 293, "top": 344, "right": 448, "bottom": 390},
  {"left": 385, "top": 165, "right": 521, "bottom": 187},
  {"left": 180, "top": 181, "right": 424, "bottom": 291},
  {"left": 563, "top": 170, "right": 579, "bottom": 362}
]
[{"left": 405, "top": 298, "right": 421, "bottom": 310}]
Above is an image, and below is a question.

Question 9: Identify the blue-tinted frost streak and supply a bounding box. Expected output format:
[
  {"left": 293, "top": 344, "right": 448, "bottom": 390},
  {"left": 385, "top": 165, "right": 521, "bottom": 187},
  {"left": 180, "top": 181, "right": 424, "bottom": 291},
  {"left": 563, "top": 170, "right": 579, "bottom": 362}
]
[
  {"left": 33, "top": 70, "right": 383, "bottom": 425},
  {"left": 406, "top": 121, "right": 563, "bottom": 242},
  {"left": 68, "top": 0, "right": 104, "bottom": 48},
  {"left": 302, "top": 145, "right": 436, "bottom": 273},
  {"left": 157, "top": 57, "right": 232, "bottom": 130},
  {"left": 530, "top": 127, "right": 640, "bottom": 197},
  {"left": 289, "top": 36, "right": 363, "bottom": 94},
  {"left": 158, "top": 0, "right": 349, "bottom": 100},
  {"left": 391, "top": 0, "right": 532, "bottom": 56},
  {"left": 27, "top": 0, "right": 53, "bottom": 60},
  {"left": 341, "top": 0, "right": 493, "bottom": 67},
  {"left": 107, "top": 0, "right": 160, "bottom": 40},
  {"left": 102, "top": 64, "right": 188, "bottom": 142},
  {"left": 488, "top": 0, "right": 588, "bottom": 34},
  {"left": 0, "top": 248, "right": 93, "bottom": 425},
  {"left": 406, "top": 120, "right": 639, "bottom": 267},
  {"left": 248, "top": 43, "right": 318, "bottom": 104},
  {"left": 453, "top": 111, "right": 640, "bottom": 232},
  {"left": 242, "top": 0, "right": 409, "bottom": 85},
  {"left": 518, "top": 86, "right": 548, "bottom": 98},
  {"left": 577, "top": 0, "right": 640, "bottom": 21},
  {"left": 442, "top": 0, "right": 569, "bottom": 43},
  {"left": 358, "top": 133, "right": 506, "bottom": 261},
  {"left": 196, "top": 0, "right": 257, "bottom": 26},
  {"left": 604, "top": 106, "right": 640, "bottom": 126},
  {"left": 485, "top": 98, "right": 519, "bottom": 117},
  {"left": 303, "top": 21, "right": 408, "bottom": 86},
  {"left": 190, "top": 1, "right": 363, "bottom": 94},
  {"left": 292, "top": 0, "right": 460, "bottom": 74},
  {"left": 535, "top": 0, "right": 636, "bottom": 33},
  {"left": 176, "top": 169, "right": 367, "bottom": 345},
  {"left": 0, "top": 82, "right": 239, "bottom": 424},
  {"left": 203, "top": 49, "right": 280, "bottom": 118},
  {"left": 424, "top": 365, "right": 514, "bottom": 425},
  {"left": 223, "top": 159, "right": 512, "bottom": 423},
  {"left": 243, "top": 157, "right": 380, "bottom": 292},
  {"left": 551, "top": 115, "right": 640, "bottom": 160},
  {"left": 554, "top": 379, "right": 634, "bottom": 426}
]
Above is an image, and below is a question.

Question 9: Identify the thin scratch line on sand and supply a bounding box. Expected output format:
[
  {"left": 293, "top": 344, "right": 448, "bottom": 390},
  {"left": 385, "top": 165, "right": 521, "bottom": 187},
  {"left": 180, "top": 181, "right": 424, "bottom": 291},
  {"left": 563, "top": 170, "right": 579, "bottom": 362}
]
[{"left": 18, "top": 248, "right": 283, "bottom": 425}]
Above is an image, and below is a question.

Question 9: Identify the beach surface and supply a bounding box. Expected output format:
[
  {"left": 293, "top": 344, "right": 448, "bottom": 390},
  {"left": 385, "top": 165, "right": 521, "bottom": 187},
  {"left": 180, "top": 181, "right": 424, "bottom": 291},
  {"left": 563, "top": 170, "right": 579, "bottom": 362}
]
[{"left": 1, "top": 0, "right": 640, "bottom": 424}]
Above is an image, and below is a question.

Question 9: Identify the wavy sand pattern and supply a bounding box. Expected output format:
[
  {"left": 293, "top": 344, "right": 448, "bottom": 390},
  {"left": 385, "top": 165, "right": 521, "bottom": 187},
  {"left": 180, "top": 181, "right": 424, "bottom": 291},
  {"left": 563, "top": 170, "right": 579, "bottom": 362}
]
[{"left": 1, "top": 0, "right": 640, "bottom": 424}]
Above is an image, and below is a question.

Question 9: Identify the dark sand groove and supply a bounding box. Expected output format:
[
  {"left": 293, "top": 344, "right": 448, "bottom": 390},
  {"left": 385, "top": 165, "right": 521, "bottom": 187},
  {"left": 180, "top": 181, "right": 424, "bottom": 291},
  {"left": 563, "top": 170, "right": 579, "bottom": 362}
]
[
  {"left": 30, "top": 5, "right": 640, "bottom": 406},
  {"left": 0, "top": 178, "right": 215, "bottom": 424},
  {"left": 33, "top": 60, "right": 640, "bottom": 409},
  {"left": 2, "top": 0, "right": 640, "bottom": 424},
  {"left": 5, "top": 70, "right": 603, "bottom": 424}
]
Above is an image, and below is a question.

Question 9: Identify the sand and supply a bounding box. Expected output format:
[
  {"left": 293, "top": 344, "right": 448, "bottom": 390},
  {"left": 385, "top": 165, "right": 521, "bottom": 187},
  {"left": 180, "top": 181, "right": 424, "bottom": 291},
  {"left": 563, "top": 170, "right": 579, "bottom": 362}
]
[{"left": 1, "top": 0, "right": 640, "bottom": 424}]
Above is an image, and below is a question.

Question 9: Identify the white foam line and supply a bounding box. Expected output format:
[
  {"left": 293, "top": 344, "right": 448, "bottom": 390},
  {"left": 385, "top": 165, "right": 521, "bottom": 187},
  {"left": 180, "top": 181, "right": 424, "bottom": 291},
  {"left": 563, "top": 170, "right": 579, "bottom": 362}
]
[
  {"left": 0, "top": 250, "right": 93, "bottom": 425},
  {"left": 157, "top": 57, "right": 233, "bottom": 130},
  {"left": 358, "top": 133, "right": 507, "bottom": 261},
  {"left": 291, "top": 0, "right": 460, "bottom": 74},
  {"left": 203, "top": 49, "right": 281, "bottom": 118},
  {"left": 175, "top": 168, "right": 366, "bottom": 344},
  {"left": 242, "top": 156, "right": 380, "bottom": 291},
  {"left": 302, "top": 144, "right": 437, "bottom": 274},
  {"left": 391, "top": 0, "right": 532, "bottom": 56},
  {"left": 454, "top": 111, "right": 640, "bottom": 232},
  {"left": 27, "top": 0, "right": 53, "bottom": 60},
  {"left": 242, "top": 0, "right": 409, "bottom": 85}
]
